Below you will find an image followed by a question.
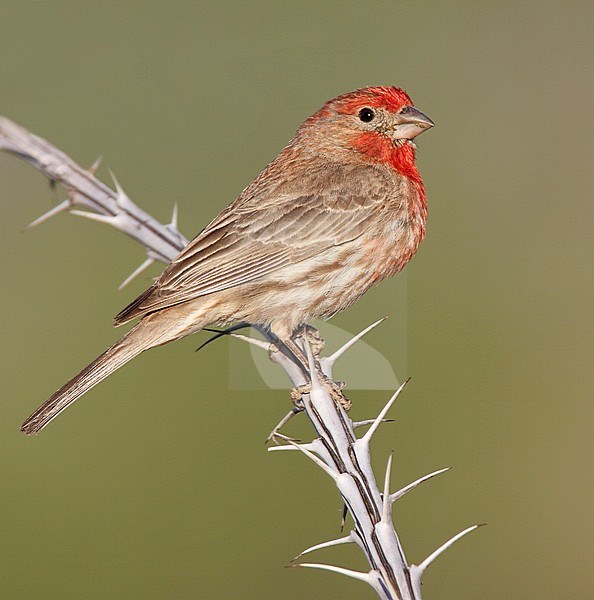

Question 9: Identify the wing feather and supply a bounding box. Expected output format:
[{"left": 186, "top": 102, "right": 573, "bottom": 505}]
[{"left": 115, "top": 169, "right": 393, "bottom": 325}]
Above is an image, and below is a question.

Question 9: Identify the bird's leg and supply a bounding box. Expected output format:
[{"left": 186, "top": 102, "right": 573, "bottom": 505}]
[
  {"left": 285, "top": 326, "right": 352, "bottom": 412},
  {"left": 280, "top": 331, "right": 309, "bottom": 372}
]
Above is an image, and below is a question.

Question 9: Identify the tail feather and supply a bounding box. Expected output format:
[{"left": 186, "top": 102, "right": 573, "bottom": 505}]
[{"left": 21, "top": 332, "right": 147, "bottom": 435}]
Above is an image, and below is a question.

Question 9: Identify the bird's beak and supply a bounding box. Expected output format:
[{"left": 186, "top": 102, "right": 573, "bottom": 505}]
[{"left": 391, "top": 106, "right": 434, "bottom": 140}]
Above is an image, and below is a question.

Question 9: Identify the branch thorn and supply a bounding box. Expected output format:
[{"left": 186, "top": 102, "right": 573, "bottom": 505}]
[
  {"left": 109, "top": 169, "right": 135, "bottom": 211},
  {"left": 413, "top": 524, "right": 485, "bottom": 577},
  {"left": 169, "top": 203, "right": 179, "bottom": 230},
  {"left": 286, "top": 439, "right": 338, "bottom": 480},
  {"left": 359, "top": 378, "right": 410, "bottom": 447},
  {"left": 228, "top": 332, "right": 271, "bottom": 351},
  {"left": 322, "top": 317, "right": 387, "bottom": 368},
  {"left": 297, "top": 563, "right": 372, "bottom": 584},
  {"left": 118, "top": 257, "right": 155, "bottom": 290},
  {"left": 294, "top": 534, "right": 353, "bottom": 560},
  {"left": 382, "top": 451, "right": 394, "bottom": 522},
  {"left": 69, "top": 209, "right": 115, "bottom": 225},
  {"left": 390, "top": 467, "right": 451, "bottom": 503},
  {"left": 24, "top": 199, "right": 70, "bottom": 230},
  {"left": 88, "top": 156, "right": 102, "bottom": 174}
]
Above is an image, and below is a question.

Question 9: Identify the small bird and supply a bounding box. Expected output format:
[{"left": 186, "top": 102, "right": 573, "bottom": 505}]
[{"left": 21, "top": 86, "right": 434, "bottom": 435}]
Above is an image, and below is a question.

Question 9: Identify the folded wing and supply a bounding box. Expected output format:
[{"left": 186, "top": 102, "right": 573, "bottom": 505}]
[{"left": 115, "top": 179, "right": 390, "bottom": 326}]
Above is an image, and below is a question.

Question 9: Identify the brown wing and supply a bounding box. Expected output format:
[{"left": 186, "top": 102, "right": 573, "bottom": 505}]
[{"left": 114, "top": 174, "right": 391, "bottom": 325}]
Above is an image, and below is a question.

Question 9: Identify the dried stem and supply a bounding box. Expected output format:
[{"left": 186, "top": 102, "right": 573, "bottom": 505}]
[{"left": 0, "top": 116, "right": 480, "bottom": 599}]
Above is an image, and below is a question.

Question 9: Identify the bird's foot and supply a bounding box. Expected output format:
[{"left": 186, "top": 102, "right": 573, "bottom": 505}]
[
  {"left": 298, "top": 325, "right": 326, "bottom": 358},
  {"left": 290, "top": 375, "right": 351, "bottom": 411},
  {"left": 319, "top": 375, "right": 352, "bottom": 411},
  {"left": 290, "top": 384, "right": 310, "bottom": 406}
]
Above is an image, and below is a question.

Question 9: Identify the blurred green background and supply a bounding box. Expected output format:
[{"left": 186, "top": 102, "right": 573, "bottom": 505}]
[{"left": 1, "top": 2, "right": 591, "bottom": 598}]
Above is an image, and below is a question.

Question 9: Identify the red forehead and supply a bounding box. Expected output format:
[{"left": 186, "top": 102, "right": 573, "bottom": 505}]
[{"left": 332, "top": 86, "right": 413, "bottom": 114}]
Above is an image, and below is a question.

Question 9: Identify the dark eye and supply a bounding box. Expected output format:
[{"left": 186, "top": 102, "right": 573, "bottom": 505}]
[{"left": 358, "top": 107, "right": 375, "bottom": 123}]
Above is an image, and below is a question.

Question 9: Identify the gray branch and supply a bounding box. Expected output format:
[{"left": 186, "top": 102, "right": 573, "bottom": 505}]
[
  {"left": 0, "top": 115, "right": 480, "bottom": 599},
  {"left": 0, "top": 117, "right": 187, "bottom": 276}
]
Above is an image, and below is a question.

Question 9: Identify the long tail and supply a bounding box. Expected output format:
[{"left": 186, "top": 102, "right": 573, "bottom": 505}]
[{"left": 21, "top": 326, "right": 151, "bottom": 435}]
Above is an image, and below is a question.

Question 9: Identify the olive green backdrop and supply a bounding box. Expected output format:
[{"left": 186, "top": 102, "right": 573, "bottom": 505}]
[{"left": 1, "top": 2, "right": 591, "bottom": 599}]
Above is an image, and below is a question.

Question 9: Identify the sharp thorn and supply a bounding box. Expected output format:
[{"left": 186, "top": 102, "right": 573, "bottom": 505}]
[
  {"left": 382, "top": 452, "right": 394, "bottom": 522},
  {"left": 24, "top": 199, "right": 70, "bottom": 230},
  {"left": 415, "top": 524, "right": 485, "bottom": 574},
  {"left": 69, "top": 209, "right": 114, "bottom": 225},
  {"left": 109, "top": 168, "right": 122, "bottom": 192},
  {"left": 298, "top": 563, "right": 372, "bottom": 584},
  {"left": 359, "top": 378, "right": 410, "bottom": 446},
  {"left": 268, "top": 441, "right": 318, "bottom": 453},
  {"left": 267, "top": 445, "right": 301, "bottom": 452},
  {"left": 88, "top": 156, "right": 102, "bottom": 174},
  {"left": 265, "top": 408, "right": 302, "bottom": 444},
  {"left": 352, "top": 418, "right": 395, "bottom": 429},
  {"left": 286, "top": 439, "right": 338, "bottom": 479},
  {"left": 323, "top": 317, "right": 387, "bottom": 367},
  {"left": 170, "top": 203, "right": 179, "bottom": 229},
  {"left": 228, "top": 332, "right": 271, "bottom": 351},
  {"left": 118, "top": 257, "right": 155, "bottom": 290},
  {"left": 267, "top": 432, "right": 302, "bottom": 445},
  {"left": 109, "top": 169, "right": 134, "bottom": 210},
  {"left": 294, "top": 535, "right": 353, "bottom": 560},
  {"left": 390, "top": 467, "right": 452, "bottom": 503},
  {"left": 341, "top": 502, "right": 348, "bottom": 531}
]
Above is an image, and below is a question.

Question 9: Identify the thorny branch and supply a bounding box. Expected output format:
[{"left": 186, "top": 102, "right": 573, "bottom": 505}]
[{"left": 0, "top": 115, "right": 481, "bottom": 599}]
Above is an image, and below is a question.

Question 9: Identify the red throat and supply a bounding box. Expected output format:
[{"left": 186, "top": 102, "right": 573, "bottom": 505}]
[{"left": 353, "top": 132, "right": 423, "bottom": 185}]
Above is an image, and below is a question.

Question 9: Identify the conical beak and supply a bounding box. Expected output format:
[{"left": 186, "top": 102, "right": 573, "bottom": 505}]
[{"left": 392, "top": 106, "right": 434, "bottom": 140}]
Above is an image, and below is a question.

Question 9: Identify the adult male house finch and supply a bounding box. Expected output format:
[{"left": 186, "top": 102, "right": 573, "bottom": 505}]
[{"left": 21, "top": 86, "right": 434, "bottom": 435}]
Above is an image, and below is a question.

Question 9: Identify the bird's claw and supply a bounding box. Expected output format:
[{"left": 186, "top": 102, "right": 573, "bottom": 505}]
[
  {"left": 299, "top": 325, "right": 326, "bottom": 357},
  {"left": 290, "top": 384, "right": 310, "bottom": 407},
  {"left": 290, "top": 377, "right": 351, "bottom": 411},
  {"left": 322, "top": 376, "right": 351, "bottom": 411}
]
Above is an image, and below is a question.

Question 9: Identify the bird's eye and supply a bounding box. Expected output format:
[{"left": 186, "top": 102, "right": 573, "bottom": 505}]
[{"left": 358, "top": 107, "right": 375, "bottom": 123}]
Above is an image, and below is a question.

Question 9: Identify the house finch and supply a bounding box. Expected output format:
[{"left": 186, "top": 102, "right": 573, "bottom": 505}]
[{"left": 21, "top": 86, "right": 434, "bottom": 435}]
